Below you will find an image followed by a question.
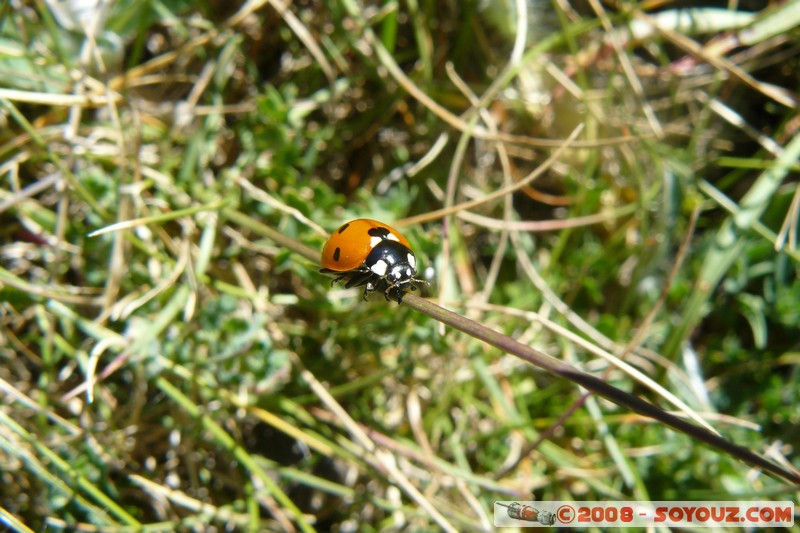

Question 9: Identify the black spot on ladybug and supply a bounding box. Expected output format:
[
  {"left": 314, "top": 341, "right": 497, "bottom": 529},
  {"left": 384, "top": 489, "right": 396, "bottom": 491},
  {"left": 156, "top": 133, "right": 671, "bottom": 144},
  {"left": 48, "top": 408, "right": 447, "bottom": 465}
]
[
  {"left": 367, "top": 227, "right": 390, "bottom": 238},
  {"left": 333, "top": 247, "right": 341, "bottom": 261},
  {"left": 337, "top": 223, "right": 350, "bottom": 234}
]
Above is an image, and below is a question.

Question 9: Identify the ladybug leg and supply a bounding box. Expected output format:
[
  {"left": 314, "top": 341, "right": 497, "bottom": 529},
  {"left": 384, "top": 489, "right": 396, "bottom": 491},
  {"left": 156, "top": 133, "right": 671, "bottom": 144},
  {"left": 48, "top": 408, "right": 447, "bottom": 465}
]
[
  {"left": 343, "top": 269, "right": 375, "bottom": 289},
  {"left": 385, "top": 277, "right": 429, "bottom": 303},
  {"left": 363, "top": 278, "right": 389, "bottom": 300},
  {"left": 384, "top": 283, "right": 405, "bottom": 304},
  {"left": 321, "top": 268, "right": 360, "bottom": 288}
]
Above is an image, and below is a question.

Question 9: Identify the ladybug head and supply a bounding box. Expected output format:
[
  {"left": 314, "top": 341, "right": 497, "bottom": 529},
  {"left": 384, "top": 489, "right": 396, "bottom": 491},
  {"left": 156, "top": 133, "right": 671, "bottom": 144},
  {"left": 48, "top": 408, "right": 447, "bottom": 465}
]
[{"left": 387, "top": 256, "right": 416, "bottom": 285}]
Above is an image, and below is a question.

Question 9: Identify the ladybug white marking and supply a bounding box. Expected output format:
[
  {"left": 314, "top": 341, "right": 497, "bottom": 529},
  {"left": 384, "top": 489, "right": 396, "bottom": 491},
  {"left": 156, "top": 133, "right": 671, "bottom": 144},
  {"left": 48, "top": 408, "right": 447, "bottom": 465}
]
[
  {"left": 369, "top": 233, "right": 400, "bottom": 248},
  {"left": 370, "top": 260, "right": 388, "bottom": 276}
]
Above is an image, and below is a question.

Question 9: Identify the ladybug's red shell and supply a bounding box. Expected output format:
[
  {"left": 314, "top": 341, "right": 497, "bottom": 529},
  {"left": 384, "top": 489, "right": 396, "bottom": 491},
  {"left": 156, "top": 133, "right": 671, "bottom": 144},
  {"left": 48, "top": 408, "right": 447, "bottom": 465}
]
[{"left": 321, "top": 219, "right": 411, "bottom": 272}]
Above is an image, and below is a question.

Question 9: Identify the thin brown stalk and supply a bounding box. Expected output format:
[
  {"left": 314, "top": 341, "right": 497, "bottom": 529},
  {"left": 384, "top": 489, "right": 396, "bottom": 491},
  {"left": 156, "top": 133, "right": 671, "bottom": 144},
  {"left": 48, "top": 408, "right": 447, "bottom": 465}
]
[{"left": 398, "top": 292, "right": 800, "bottom": 485}]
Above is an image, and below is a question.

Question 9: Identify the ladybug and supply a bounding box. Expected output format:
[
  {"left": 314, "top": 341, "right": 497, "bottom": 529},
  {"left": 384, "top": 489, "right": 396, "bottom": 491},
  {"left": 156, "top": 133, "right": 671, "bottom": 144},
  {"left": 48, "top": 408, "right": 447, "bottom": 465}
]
[{"left": 320, "top": 219, "right": 424, "bottom": 302}]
